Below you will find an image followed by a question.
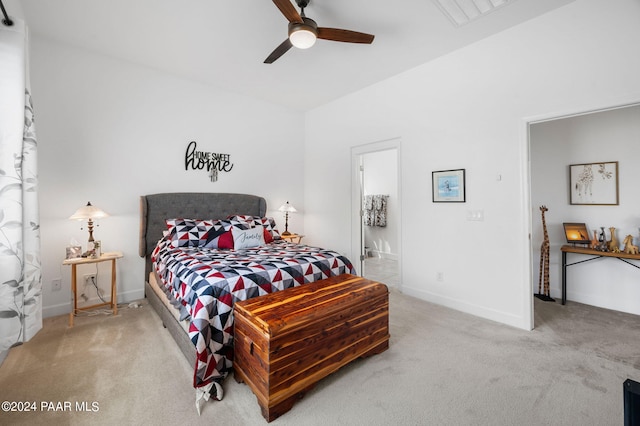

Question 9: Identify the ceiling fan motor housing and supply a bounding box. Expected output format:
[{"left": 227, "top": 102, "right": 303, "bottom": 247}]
[{"left": 288, "top": 17, "right": 318, "bottom": 38}]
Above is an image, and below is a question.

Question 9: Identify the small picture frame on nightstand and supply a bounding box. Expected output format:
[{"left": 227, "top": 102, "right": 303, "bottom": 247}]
[{"left": 66, "top": 246, "right": 82, "bottom": 259}]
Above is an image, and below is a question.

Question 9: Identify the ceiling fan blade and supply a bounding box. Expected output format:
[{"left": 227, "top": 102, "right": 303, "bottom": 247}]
[
  {"left": 272, "top": 0, "right": 303, "bottom": 23},
  {"left": 317, "top": 27, "right": 375, "bottom": 44},
  {"left": 264, "top": 39, "right": 293, "bottom": 64}
]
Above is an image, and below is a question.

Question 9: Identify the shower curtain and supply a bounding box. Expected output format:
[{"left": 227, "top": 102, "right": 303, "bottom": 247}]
[{"left": 0, "top": 19, "right": 42, "bottom": 359}]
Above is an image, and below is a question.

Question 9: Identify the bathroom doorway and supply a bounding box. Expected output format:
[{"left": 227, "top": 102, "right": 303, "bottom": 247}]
[{"left": 351, "top": 139, "right": 401, "bottom": 289}]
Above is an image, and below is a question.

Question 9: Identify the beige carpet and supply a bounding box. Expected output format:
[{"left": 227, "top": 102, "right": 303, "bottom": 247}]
[{"left": 1, "top": 289, "right": 639, "bottom": 425}]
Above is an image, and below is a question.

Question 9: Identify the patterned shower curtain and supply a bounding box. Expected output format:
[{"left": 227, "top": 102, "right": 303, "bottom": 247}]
[{"left": 0, "top": 19, "right": 42, "bottom": 360}]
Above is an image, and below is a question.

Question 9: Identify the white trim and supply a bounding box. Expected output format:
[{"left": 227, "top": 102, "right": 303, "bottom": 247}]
[
  {"left": 523, "top": 96, "right": 640, "bottom": 330},
  {"left": 402, "top": 285, "right": 528, "bottom": 330},
  {"left": 351, "top": 138, "right": 402, "bottom": 290}
]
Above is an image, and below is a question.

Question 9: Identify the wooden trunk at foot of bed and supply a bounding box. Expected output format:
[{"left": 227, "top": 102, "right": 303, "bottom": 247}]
[{"left": 233, "top": 274, "right": 390, "bottom": 422}]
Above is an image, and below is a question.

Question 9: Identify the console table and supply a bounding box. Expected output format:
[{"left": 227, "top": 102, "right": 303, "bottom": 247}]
[{"left": 560, "top": 245, "right": 640, "bottom": 305}]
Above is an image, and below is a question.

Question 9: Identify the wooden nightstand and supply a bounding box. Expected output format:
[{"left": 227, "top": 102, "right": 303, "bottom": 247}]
[
  {"left": 62, "top": 251, "right": 123, "bottom": 327},
  {"left": 280, "top": 233, "right": 304, "bottom": 243}
]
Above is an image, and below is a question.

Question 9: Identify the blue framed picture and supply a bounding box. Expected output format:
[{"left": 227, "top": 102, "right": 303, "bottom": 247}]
[{"left": 432, "top": 169, "right": 466, "bottom": 202}]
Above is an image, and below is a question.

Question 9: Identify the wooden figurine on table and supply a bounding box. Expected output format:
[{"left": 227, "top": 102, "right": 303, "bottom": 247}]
[
  {"left": 608, "top": 227, "right": 621, "bottom": 253},
  {"left": 597, "top": 227, "right": 608, "bottom": 252},
  {"left": 623, "top": 235, "right": 639, "bottom": 254},
  {"left": 590, "top": 230, "right": 598, "bottom": 249},
  {"left": 536, "top": 206, "right": 553, "bottom": 301}
]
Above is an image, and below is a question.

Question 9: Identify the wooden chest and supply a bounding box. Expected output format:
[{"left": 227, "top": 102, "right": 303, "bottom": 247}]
[{"left": 233, "top": 274, "right": 389, "bottom": 422}]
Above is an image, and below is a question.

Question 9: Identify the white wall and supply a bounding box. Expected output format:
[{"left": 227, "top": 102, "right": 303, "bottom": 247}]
[
  {"left": 531, "top": 105, "right": 640, "bottom": 314},
  {"left": 305, "top": 0, "right": 640, "bottom": 330},
  {"left": 22, "top": 0, "right": 640, "bottom": 328},
  {"left": 31, "top": 38, "right": 305, "bottom": 317},
  {"left": 363, "top": 149, "right": 398, "bottom": 259}
]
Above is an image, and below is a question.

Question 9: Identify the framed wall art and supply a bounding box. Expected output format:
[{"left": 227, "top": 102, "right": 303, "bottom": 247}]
[
  {"left": 66, "top": 245, "right": 82, "bottom": 259},
  {"left": 569, "top": 161, "right": 618, "bottom": 205},
  {"left": 432, "top": 169, "right": 465, "bottom": 202}
]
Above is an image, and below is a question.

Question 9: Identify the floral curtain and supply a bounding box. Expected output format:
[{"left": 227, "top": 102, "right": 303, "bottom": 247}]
[{"left": 0, "top": 19, "right": 42, "bottom": 359}]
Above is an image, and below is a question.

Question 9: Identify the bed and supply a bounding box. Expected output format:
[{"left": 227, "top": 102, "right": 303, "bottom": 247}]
[{"left": 139, "top": 192, "right": 356, "bottom": 410}]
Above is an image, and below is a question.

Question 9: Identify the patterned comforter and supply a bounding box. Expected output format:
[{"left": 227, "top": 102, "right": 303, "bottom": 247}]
[{"left": 152, "top": 236, "right": 355, "bottom": 389}]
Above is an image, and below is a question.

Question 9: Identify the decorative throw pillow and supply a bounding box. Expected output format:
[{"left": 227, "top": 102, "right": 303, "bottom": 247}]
[
  {"left": 165, "top": 218, "right": 250, "bottom": 249},
  {"left": 228, "top": 215, "right": 281, "bottom": 241},
  {"left": 165, "top": 218, "right": 214, "bottom": 248},
  {"left": 232, "top": 226, "right": 265, "bottom": 249}
]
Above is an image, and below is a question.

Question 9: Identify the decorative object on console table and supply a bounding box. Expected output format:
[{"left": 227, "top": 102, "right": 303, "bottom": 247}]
[
  {"left": 569, "top": 161, "right": 618, "bottom": 205},
  {"left": 65, "top": 246, "right": 82, "bottom": 260},
  {"left": 608, "top": 227, "right": 621, "bottom": 253},
  {"left": 590, "top": 230, "right": 598, "bottom": 249},
  {"left": 62, "top": 251, "right": 123, "bottom": 327},
  {"left": 69, "top": 201, "right": 109, "bottom": 258},
  {"left": 432, "top": 169, "right": 465, "bottom": 202},
  {"left": 623, "top": 235, "right": 639, "bottom": 255},
  {"left": 562, "top": 222, "right": 590, "bottom": 245},
  {"left": 597, "top": 227, "right": 608, "bottom": 252},
  {"left": 536, "top": 206, "right": 554, "bottom": 302},
  {"left": 233, "top": 274, "right": 389, "bottom": 422},
  {"left": 278, "top": 201, "right": 297, "bottom": 236}
]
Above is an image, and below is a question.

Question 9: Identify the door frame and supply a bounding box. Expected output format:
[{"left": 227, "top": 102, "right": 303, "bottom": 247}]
[
  {"left": 351, "top": 138, "right": 402, "bottom": 288},
  {"left": 524, "top": 99, "right": 640, "bottom": 329}
]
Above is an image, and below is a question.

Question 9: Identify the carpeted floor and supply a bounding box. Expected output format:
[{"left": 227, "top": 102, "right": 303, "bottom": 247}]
[{"left": 1, "top": 289, "right": 639, "bottom": 425}]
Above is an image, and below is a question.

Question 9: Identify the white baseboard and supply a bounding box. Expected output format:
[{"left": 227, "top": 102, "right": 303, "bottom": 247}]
[{"left": 401, "top": 285, "right": 530, "bottom": 331}]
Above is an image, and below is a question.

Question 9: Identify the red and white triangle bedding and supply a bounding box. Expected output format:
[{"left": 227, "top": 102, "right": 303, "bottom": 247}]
[{"left": 152, "top": 235, "right": 355, "bottom": 390}]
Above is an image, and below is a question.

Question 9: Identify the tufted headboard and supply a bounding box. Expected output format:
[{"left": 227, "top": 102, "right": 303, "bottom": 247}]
[{"left": 139, "top": 192, "right": 267, "bottom": 279}]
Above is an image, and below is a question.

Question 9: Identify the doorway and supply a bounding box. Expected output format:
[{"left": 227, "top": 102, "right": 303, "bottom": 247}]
[
  {"left": 527, "top": 102, "right": 640, "bottom": 326},
  {"left": 351, "top": 139, "right": 401, "bottom": 289}
]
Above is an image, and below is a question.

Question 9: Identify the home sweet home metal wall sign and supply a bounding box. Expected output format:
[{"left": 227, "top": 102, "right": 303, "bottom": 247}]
[{"left": 184, "top": 140, "right": 234, "bottom": 182}]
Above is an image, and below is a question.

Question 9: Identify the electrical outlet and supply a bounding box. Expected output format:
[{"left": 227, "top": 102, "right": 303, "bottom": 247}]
[
  {"left": 52, "top": 279, "right": 61, "bottom": 291},
  {"left": 436, "top": 272, "right": 444, "bottom": 282},
  {"left": 84, "top": 274, "right": 97, "bottom": 286}
]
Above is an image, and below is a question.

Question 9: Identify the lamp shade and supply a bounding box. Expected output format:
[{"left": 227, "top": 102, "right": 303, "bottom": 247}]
[
  {"left": 69, "top": 202, "right": 109, "bottom": 220},
  {"left": 288, "top": 18, "right": 318, "bottom": 49},
  {"left": 289, "top": 28, "right": 316, "bottom": 49},
  {"left": 278, "top": 201, "right": 297, "bottom": 213}
]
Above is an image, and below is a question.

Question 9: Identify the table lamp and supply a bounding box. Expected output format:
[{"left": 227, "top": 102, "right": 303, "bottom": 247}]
[
  {"left": 278, "top": 201, "right": 297, "bottom": 236},
  {"left": 69, "top": 201, "right": 109, "bottom": 254}
]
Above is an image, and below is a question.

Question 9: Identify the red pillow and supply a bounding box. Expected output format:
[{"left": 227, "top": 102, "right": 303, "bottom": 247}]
[
  {"left": 263, "top": 228, "right": 273, "bottom": 244},
  {"left": 217, "top": 230, "right": 235, "bottom": 249}
]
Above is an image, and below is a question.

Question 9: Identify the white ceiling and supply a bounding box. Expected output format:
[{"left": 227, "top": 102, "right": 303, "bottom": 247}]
[{"left": 15, "top": 0, "right": 574, "bottom": 111}]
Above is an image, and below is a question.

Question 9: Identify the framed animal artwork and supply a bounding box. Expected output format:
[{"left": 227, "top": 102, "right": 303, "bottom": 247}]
[{"left": 569, "top": 161, "right": 618, "bottom": 205}]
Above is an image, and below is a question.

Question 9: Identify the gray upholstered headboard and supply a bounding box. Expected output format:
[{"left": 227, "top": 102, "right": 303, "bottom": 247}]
[{"left": 139, "top": 192, "right": 267, "bottom": 279}]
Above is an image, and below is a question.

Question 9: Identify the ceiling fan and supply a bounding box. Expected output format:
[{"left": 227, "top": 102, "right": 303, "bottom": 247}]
[{"left": 264, "top": 0, "right": 375, "bottom": 64}]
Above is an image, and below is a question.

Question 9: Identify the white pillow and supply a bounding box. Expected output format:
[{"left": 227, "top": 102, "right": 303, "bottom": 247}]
[{"left": 232, "top": 225, "right": 265, "bottom": 249}]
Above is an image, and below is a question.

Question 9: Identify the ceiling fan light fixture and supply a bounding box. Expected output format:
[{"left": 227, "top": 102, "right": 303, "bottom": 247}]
[
  {"left": 264, "top": 1, "right": 373, "bottom": 63},
  {"left": 289, "top": 25, "right": 317, "bottom": 49}
]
